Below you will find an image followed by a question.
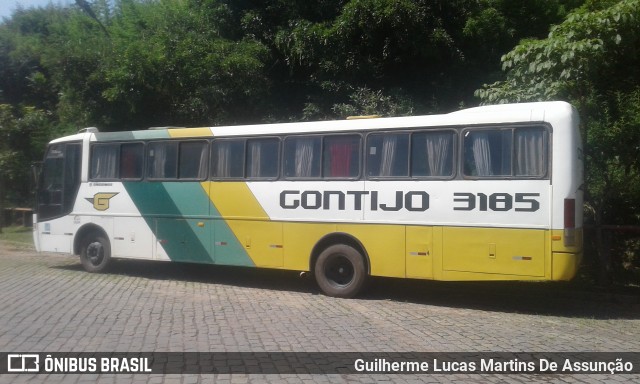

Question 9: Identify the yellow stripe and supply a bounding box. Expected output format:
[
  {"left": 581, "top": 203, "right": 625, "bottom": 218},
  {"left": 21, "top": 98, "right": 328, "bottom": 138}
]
[
  {"left": 202, "top": 182, "right": 282, "bottom": 267},
  {"left": 283, "top": 224, "right": 579, "bottom": 281},
  {"left": 199, "top": 181, "right": 581, "bottom": 282},
  {"left": 168, "top": 127, "right": 213, "bottom": 138},
  {"left": 203, "top": 182, "right": 268, "bottom": 219},
  {"left": 337, "top": 223, "right": 406, "bottom": 277}
]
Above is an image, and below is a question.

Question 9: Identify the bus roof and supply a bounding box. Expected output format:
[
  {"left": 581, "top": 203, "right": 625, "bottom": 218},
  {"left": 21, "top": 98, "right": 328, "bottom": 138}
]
[{"left": 50, "top": 101, "right": 574, "bottom": 143}]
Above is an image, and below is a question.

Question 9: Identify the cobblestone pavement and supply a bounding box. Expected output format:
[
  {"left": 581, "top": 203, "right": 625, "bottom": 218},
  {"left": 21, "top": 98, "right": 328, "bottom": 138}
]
[{"left": 0, "top": 241, "right": 638, "bottom": 383}]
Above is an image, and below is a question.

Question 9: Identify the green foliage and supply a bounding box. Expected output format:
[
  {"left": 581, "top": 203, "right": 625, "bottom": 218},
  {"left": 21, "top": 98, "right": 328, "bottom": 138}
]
[
  {"left": 0, "top": 225, "right": 34, "bottom": 245},
  {"left": 274, "top": 0, "right": 465, "bottom": 116},
  {"left": 463, "top": 0, "right": 581, "bottom": 60},
  {"left": 475, "top": 0, "right": 640, "bottom": 104},
  {"left": 476, "top": 0, "right": 640, "bottom": 222},
  {"left": 269, "top": 0, "right": 579, "bottom": 118},
  {"left": 0, "top": 1, "right": 593, "bottom": 181},
  {"left": 585, "top": 89, "right": 640, "bottom": 222},
  {"left": 331, "top": 87, "right": 414, "bottom": 119},
  {"left": 0, "top": 0, "right": 587, "bottom": 200},
  {"left": 0, "top": 104, "right": 58, "bottom": 206},
  {"left": 0, "top": 0, "right": 273, "bottom": 129},
  {"left": 477, "top": 0, "right": 640, "bottom": 283},
  {"left": 94, "top": 0, "right": 271, "bottom": 127},
  {"left": 1, "top": 0, "right": 584, "bottom": 125}
]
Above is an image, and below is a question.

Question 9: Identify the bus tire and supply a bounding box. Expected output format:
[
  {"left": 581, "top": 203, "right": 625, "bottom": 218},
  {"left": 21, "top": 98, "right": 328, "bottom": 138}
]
[
  {"left": 80, "top": 233, "right": 112, "bottom": 273},
  {"left": 314, "top": 244, "right": 366, "bottom": 298}
]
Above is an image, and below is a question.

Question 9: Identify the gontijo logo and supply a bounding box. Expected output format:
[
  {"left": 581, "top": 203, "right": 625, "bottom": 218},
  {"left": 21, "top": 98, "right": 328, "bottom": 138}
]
[{"left": 85, "top": 192, "right": 119, "bottom": 211}]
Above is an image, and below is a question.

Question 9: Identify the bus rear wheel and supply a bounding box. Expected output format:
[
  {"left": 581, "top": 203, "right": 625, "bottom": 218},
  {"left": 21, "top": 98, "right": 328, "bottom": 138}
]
[
  {"left": 314, "top": 244, "right": 366, "bottom": 298},
  {"left": 80, "top": 233, "right": 112, "bottom": 273}
]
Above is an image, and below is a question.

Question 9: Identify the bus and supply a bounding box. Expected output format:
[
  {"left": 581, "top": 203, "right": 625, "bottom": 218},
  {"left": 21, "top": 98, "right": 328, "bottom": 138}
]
[{"left": 33, "top": 101, "right": 583, "bottom": 298}]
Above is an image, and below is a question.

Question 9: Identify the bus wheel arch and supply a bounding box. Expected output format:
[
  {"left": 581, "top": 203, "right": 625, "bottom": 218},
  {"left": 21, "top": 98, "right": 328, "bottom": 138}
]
[
  {"left": 311, "top": 233, "right": 369, "bottom": 298},
  {"left": 75, "top": 224, "right": 112, "bottom": 273}
]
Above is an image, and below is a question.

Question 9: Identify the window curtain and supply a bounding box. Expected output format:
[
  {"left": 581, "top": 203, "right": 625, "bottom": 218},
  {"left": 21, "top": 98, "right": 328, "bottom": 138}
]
[
  {"left": 92, "top": 145, "right": 117, "bottom": 179},
  {"left": 425, "top": 133, "right": 452, "bottom": 176},
  {"left": 516, "top": 129, "right": 544, "bottom": 176},
  {"left": 379, "top": 135, "right": 397, "bottom": 177},
  {"left": 215, "top": 142, "right": 231, "bottom": 177},
  {"left": 294, "top": 138, "right": 315, "bottom": 177},
  {"left": 120, "top": 151, "right": 134, "bottom": 178},
  {"left": 178, "top": 142, "right": 209, "bottom": 179},
  {"left": 247, "top": 141, "right": 262, "bottom": 177},
  {"left": 197, "top": 143, "right": 208, "bottom": 179},
  {"left": 329, "top": 141, "right": 353, "bottom": 177},
  {"left": 471, "top": 132, "right": 492, "bottom": 176},
  {"left": 150, "top": 144, "right": 168, "bottom": 178},
  {"left": 120, "top": 145, "right": 141, "bottom": 178}
]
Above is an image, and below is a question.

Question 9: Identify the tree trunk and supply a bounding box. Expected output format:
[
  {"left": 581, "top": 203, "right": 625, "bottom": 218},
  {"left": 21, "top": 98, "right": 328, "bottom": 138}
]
[
  {"left": 595, "top": 204, "right": 611, "bottom": 286},
  {"left": 0, "top": 174, "right": 4, "bottom": 233}
]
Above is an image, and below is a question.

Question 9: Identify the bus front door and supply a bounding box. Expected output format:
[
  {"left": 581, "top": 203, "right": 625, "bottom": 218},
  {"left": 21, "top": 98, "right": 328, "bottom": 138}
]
[{"left": 35, "top": 143, "right": 82, "bottom": 253}]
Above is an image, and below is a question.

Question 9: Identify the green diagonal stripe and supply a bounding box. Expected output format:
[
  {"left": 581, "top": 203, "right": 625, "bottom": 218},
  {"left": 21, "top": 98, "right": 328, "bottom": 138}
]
[{"left": 123, "top": 181, "right": 253, "bottom": 267}]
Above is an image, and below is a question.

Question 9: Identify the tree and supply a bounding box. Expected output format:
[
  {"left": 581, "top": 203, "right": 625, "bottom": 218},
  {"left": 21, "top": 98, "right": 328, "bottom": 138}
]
[
  {"left": 476, "top": 0, "right": 640, "bottom": 283},
  {"left": 268, "top": 0, "right": 580, "bottom": 118},
  {"left": 0, "top": 0, "right": 589, "bottom": 229},
  {"left": 98, "top": 0, "right": 271, "bottom": 128},
  {"left": 0, "top": 104, "right": 58, "bottom": 228}
]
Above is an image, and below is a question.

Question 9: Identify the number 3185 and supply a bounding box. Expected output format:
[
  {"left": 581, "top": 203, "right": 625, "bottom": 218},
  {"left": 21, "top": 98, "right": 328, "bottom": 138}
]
[{"left": 453, "top": 192, "right": 540, "bottom": 212}]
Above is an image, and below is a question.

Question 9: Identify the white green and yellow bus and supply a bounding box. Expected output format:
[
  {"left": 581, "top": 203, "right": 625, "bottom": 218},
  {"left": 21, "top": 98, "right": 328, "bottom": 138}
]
[{"left": 33, "top": 101, "right": 583, "bottom": 297}]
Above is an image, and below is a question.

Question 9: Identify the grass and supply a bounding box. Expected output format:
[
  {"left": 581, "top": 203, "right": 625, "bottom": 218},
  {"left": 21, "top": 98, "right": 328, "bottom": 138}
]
[{"left": 0, "top": 225, "right": 34, "bottom": 246}]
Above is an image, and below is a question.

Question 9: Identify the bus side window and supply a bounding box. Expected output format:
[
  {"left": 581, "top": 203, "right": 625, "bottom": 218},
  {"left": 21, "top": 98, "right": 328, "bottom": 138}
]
[
  {"left": 283, "top": 136, "right": 321, "bottom": 179},
  {"left": 179, "top": 141, "right": 208, "bottom": 179},
  {"left": 514, "top": 127, "right": 547, "bottom": 177},
  {"left": 463, "top": 130, "right": 512, "bottom": 177},
  {"left": 463, "top": 126, "right": 547, "bottom": 178},
  {"left": 90, "top": 143, "right": 119, "bottom": 179},
  {"left": 120, "top": 143, "right": 143, "bottom": 179},
  {"left": 411, "top": 131, "right": 455, "bottom": 177},
  {"left": 211, "top": 139, "right": 245, "bottom": 179},
  {"left": 246, "top": 138, "right": 279, "bottom": 179},
  {"left": 147, "top": 141, "right": 178, "bottom": 179},
  {"left": 367, "top": 133, "right": 409, "bottom": 178},
  {"left": 323, "top": 135, "right": 361, "bottom": 179}
]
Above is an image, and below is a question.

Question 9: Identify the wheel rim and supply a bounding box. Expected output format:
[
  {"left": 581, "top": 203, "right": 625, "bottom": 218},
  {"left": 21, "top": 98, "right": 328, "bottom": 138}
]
[
  {"left": 324, "top": 254, "right": 354, "bottom": 287},
  {"left": 87, "top": 241, "right": 104, "bottom": 266}
]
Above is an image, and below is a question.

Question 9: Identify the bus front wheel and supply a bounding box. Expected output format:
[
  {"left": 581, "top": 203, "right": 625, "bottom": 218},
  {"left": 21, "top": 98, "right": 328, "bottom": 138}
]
[
  {"left": 314, "top": 244, "right": 366, "bottom": 298},
  {"left": 80, "top": 233, "right": 112, "bottom": 273}
]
